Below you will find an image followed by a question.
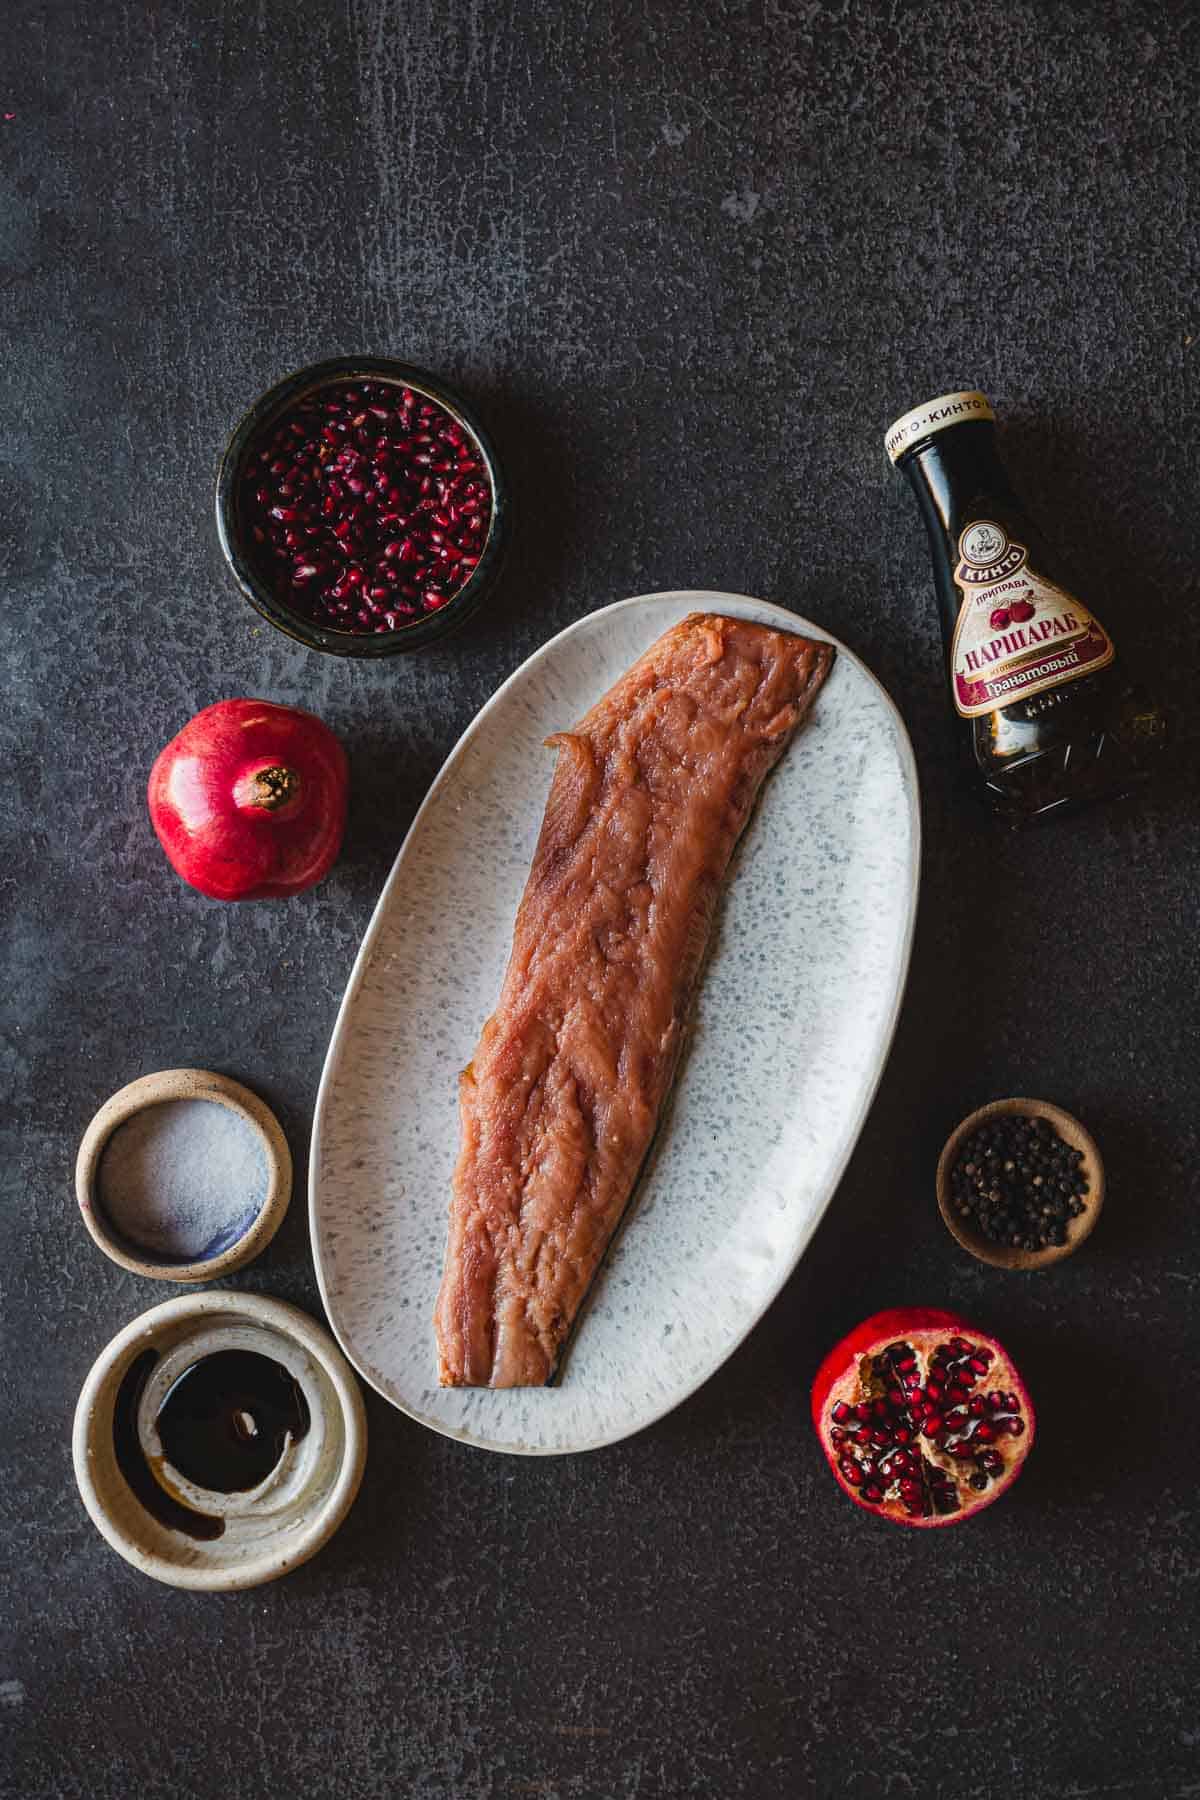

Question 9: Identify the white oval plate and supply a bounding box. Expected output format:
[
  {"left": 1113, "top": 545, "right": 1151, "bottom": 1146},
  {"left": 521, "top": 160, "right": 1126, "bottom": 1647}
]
[{"left": 311, "top": 591, "right": 920, "bottom": 1454}]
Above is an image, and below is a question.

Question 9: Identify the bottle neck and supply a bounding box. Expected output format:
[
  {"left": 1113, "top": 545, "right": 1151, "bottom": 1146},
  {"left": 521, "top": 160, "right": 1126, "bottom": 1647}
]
[{"left": 898, "top": 421, "right": 1030, "bottom": 640}]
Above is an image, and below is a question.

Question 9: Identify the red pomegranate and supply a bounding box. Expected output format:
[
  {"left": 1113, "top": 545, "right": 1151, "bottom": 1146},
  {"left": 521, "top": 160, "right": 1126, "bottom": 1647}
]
[
  {"left": 989, "top": 607, "right": 1011, "bottom": 631},
  {"left": 811, "top": 1308, "right": 1034, "bottom": 1528},
  {"left": 148, "top": 700, "right": 348, "bottom": 900},
  {"left": 1008, "top": 596, "right": 1036, "bottom": 624}
]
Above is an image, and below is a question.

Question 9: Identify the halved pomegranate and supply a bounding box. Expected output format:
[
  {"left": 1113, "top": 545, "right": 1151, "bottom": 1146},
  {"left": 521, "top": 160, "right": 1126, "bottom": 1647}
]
[{"left": 811, "top": 1308, "right": 1034, "bottom": 1528}]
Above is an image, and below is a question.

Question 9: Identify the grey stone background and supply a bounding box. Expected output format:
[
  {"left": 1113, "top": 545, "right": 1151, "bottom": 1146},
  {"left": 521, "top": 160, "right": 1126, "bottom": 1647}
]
[{"left": 2, "top": 1, "right": 1198, "bottom": 1795}]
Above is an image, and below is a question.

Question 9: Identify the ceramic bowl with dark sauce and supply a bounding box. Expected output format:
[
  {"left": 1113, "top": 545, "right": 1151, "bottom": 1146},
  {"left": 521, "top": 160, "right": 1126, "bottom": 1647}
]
[
  {"left": 73, "top": 1293, "right": 367, "bottom": 1590},
  {"left": 215, "top": 357, "right": 510, "bottom": 657}
]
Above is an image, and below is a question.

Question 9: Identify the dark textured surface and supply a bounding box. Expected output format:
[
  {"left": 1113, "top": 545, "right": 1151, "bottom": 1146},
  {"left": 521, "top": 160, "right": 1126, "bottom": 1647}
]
[{"left": 3, "top": 1, "right": 1199, "bottom": 1795}]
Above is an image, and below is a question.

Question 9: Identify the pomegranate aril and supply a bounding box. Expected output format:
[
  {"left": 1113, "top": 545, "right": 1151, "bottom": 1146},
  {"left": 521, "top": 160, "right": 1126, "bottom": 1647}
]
[
  {"left": 831, "top": 1402, "right": 852, "bottom": 1425},
  {"left": 239, "top": 378, "right": 492, "bottom": 633}
]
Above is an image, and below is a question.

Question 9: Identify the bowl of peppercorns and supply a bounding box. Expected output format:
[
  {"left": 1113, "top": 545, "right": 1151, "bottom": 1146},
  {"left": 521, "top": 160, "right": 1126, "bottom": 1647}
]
[{"left": 936, "top": 1099, "right": 1104, "bottom": 1271}]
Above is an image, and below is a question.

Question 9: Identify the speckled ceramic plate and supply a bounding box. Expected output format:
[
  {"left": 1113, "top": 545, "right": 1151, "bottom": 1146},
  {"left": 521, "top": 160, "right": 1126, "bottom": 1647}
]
[{"left": 311, "top": 591, "right": 920, "bottom": 1455}]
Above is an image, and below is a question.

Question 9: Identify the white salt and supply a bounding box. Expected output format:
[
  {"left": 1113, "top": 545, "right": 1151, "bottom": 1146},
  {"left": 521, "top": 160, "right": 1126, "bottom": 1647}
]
[{"left": 97, "top": 1099, "right": 269, "bottom": 1262}]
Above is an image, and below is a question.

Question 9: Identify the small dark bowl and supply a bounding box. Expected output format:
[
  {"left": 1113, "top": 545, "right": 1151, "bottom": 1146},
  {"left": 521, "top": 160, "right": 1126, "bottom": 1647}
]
[{"left": 215, "top": 357, "right": 510, "bottom": 657}]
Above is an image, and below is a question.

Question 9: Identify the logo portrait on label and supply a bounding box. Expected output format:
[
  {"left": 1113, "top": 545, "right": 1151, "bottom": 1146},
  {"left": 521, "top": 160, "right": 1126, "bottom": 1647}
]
[{"left": 949, "top": 521, "right": 1114, "bottom": 718}]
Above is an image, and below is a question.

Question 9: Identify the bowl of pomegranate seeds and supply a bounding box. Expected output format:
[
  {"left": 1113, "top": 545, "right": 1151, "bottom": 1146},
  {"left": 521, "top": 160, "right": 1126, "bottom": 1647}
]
[{"left": 216, "top": 358, "right": 509, "bottom": 655}]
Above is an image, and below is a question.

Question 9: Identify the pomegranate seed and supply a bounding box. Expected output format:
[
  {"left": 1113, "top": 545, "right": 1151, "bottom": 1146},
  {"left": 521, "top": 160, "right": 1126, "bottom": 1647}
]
[
  {"left": 238, "top": 378, "right": 493, "bottom": 632},
  {"left": 831, "top": 1402, "right": 852, "bottom": 1425},
  {"left": 840, "top": 1461, "right": 863, "bottom": 1486},
  {"left": 1003, "top": 1417, "right": 1025, "bottom": 1436}
]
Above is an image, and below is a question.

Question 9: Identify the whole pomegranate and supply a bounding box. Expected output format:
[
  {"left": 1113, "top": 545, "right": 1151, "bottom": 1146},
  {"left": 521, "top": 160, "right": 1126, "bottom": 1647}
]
[
  {"left": 1008, "top": 596, "right": 1036, "bottom": 624},
  {"left": 989, "top": 606, "right": 1011, "bottom": 631},
  {"left": 148, "top": 700, "right": 348, "bottom": 900},
  {"left": 811, "top": 1308, "right": 1034, "bottom": 1528}
]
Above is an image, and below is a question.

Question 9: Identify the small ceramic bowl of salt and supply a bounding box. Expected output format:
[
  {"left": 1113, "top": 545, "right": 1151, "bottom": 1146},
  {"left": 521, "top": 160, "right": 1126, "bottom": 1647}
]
[{"left": 76, "top": 1070, "right": 292, "bottom": 1281}]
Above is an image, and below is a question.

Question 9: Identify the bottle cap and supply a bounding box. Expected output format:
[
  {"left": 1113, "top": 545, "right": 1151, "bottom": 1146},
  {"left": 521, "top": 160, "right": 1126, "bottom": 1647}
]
[{"left": 884, "top": 390, "right": 994, "bottom": 464}]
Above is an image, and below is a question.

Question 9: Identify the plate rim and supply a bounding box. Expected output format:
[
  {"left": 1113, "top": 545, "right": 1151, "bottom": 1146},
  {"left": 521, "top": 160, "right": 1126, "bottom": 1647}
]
[{"left": 310, "top": 589, "right": 922, "bottom": 1454}]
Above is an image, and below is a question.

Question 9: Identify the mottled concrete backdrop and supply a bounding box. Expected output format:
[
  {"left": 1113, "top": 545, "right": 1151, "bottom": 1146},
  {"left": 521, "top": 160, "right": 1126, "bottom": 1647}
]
[{"left": 2, "top": 2, "right": 1198, "bottom": 1796}]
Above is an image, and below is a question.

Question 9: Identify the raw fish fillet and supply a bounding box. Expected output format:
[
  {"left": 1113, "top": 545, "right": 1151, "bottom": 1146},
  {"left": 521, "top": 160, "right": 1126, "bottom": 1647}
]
[{"left": 434, "top": 612, "right": 834, "bottom": 1387}]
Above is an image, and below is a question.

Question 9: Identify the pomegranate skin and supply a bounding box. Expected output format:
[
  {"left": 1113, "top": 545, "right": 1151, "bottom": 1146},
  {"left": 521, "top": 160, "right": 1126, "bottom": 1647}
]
[
  {"left": 148, "top": 699, "right": 348, "bottom": 901},
  {"left": 811, "top": 1308, "right": 1036, "bottom": 1529}
]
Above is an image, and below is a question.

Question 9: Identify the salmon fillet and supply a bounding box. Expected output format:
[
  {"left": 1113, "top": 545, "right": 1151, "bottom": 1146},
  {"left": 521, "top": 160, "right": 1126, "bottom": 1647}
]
[{"left": 434, "top": 612, "right": 835, "bottom": 1387}]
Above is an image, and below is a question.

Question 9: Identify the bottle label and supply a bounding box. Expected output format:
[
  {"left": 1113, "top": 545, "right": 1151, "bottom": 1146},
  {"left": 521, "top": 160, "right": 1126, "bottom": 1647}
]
[
  {"left": 949, "top": 520, "right": 1115, "bottom": 717},
  {"left": 884, "top": 390, "right": 993, "bottom": 464}
]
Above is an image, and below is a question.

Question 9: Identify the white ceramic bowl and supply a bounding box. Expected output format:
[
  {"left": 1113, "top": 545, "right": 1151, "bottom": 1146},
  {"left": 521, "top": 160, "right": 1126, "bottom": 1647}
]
[
  {"left": 75, "top": 1069, "right": 293, "bottom": 1282},
  {"left": 73, "top": 1292, "right": 367, "bottom": 1591}
]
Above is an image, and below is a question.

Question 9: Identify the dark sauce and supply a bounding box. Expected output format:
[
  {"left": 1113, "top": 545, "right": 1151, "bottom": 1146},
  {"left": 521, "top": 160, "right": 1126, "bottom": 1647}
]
[
  {"left": 113, "top": 1349, "right": 223, "bottom": 1541},
  {"left": 111, "top": 1348, "right": 310, "bottom": 1540},
  {"left": 156, "top": 1350, "right": 310, "bottom": 1493}
]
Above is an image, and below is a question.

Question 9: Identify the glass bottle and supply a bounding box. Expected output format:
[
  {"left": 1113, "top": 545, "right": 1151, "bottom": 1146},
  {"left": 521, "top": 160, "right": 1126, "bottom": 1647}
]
[{"left": 886, "top": 390, "right": 1166, "bottom": 824}]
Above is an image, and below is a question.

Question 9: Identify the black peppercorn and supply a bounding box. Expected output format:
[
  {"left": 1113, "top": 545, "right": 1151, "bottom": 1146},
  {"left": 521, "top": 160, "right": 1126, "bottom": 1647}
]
[{"left": 949, "top": 1112, "right": 1090, "bottom": 1250}]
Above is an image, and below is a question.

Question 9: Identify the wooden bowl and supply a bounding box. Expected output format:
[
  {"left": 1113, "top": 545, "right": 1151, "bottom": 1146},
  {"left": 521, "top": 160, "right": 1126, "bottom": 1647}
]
[{"left": 936, "top": 1097, "right": 1104, "bottom": 1271}]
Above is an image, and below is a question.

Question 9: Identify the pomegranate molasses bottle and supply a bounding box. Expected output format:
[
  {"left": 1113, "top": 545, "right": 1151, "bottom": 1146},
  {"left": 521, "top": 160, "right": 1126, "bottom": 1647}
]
[{"left": 886, "top": 390, "right": 1166, "bottom": 823}]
